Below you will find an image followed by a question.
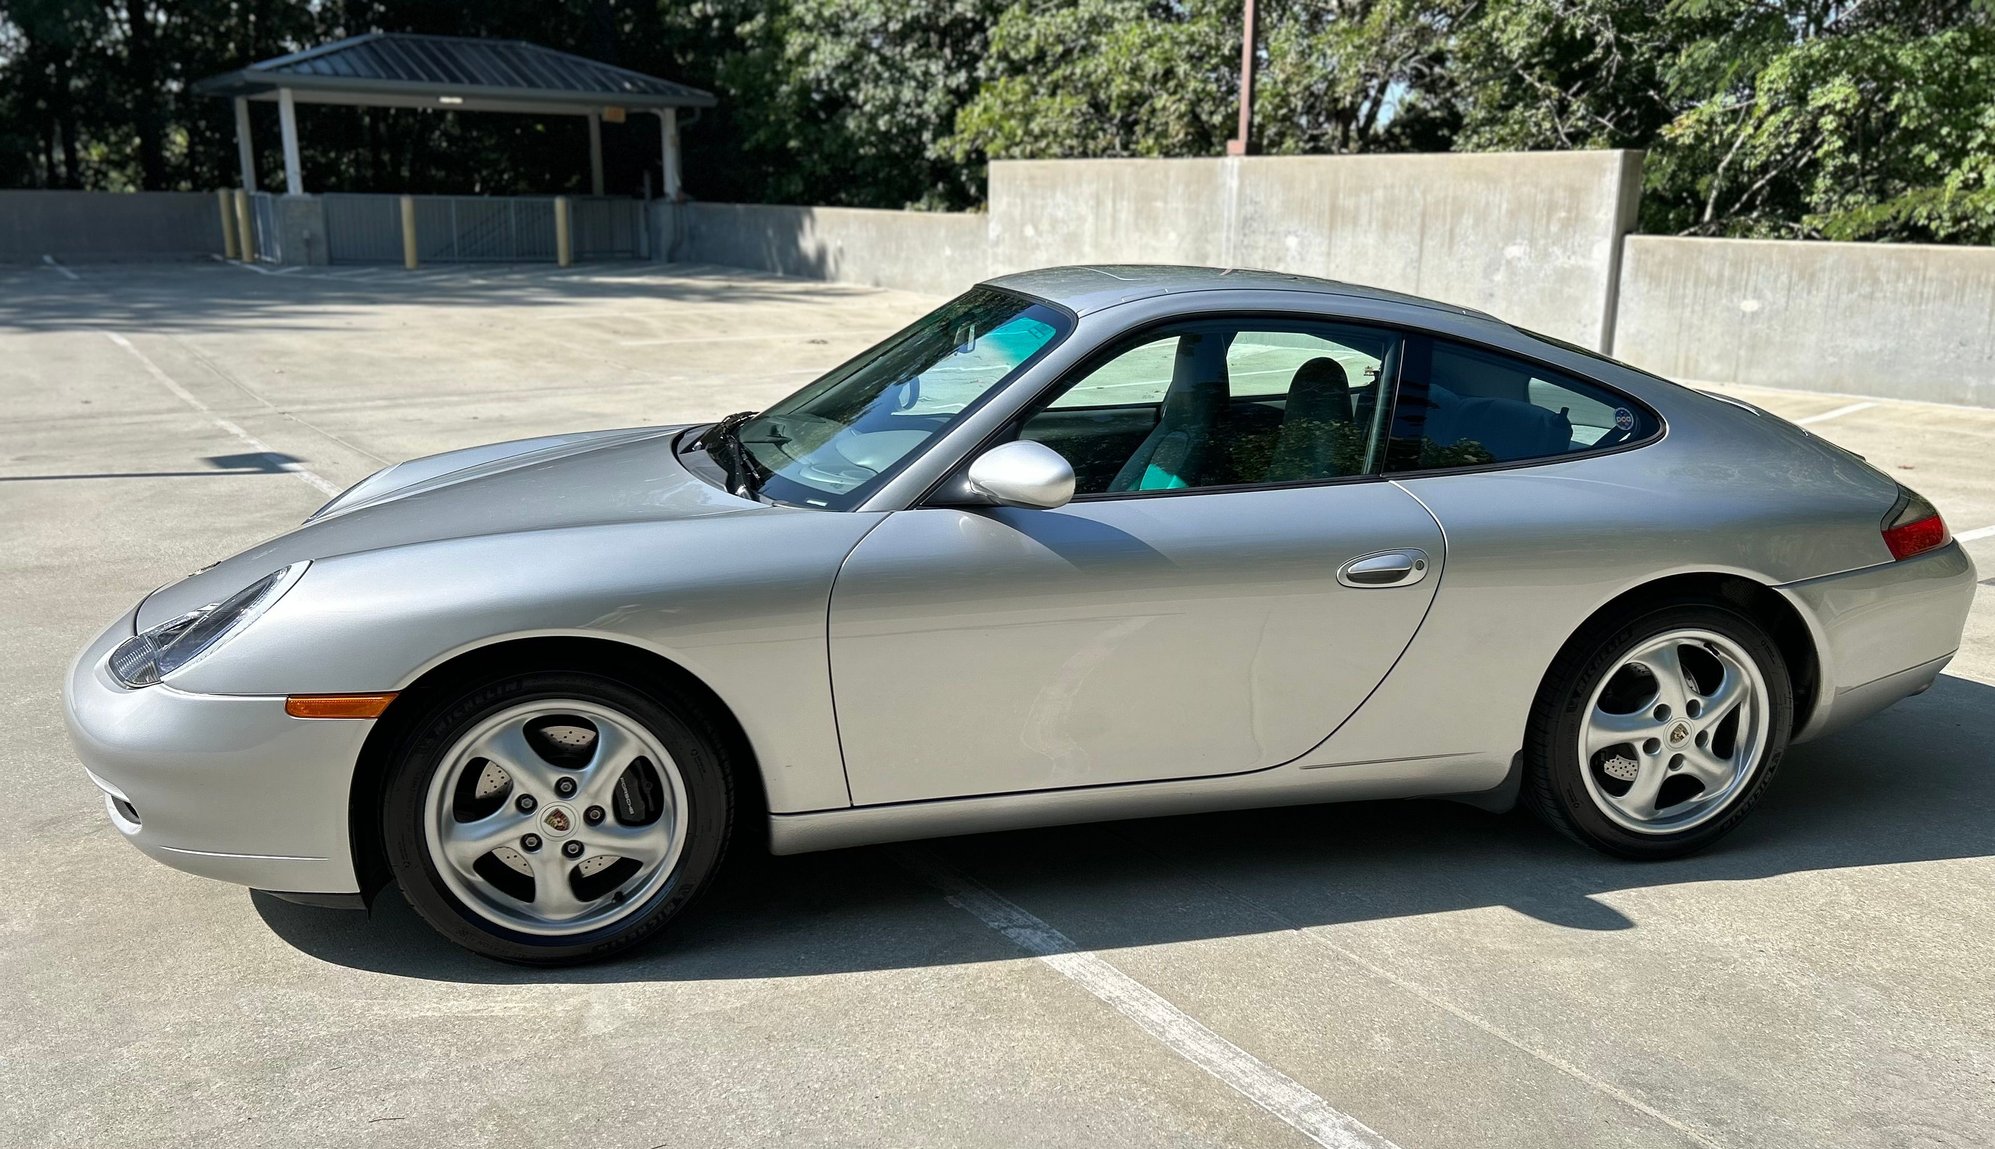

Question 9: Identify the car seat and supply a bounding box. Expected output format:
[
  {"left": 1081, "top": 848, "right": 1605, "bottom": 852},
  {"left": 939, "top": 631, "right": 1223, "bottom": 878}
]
[{"left": 1108, "top": 333, "right": 1229, "bottom": 492}]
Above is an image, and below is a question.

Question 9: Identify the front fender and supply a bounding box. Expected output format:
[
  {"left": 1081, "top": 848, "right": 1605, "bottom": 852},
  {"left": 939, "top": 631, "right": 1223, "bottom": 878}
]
[{"left": 166, "top": 512, "right": 884, "bottom": 813}]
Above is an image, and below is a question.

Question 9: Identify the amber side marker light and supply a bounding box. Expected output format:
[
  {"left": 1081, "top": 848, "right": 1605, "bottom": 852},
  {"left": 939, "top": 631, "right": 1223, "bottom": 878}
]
[{"left": 285, "top": 693, "right": 397, "bottom": 719}]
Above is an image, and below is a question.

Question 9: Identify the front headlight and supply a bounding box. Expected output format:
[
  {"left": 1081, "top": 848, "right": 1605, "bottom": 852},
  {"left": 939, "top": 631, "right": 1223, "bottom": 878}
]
[{"left": 108, "top": 562, "right": 308, "bottom": 688}]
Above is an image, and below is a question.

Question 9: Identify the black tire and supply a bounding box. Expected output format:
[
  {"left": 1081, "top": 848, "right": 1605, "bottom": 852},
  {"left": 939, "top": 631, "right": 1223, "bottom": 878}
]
[
  {"left": 1524, "top": 599, "right": 1792, "bottom": 859},
  {"left": 382, "top": 670, "right": 734, "bottom": 965}
]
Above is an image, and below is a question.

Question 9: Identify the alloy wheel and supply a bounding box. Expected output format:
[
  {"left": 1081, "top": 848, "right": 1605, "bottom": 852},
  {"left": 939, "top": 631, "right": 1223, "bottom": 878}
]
[
  {"left": 422, "top": 699, "right": 688, "bottom": 936},
  {"left": 1578, "top": 628, "right": 1770, "bottom": 835}
]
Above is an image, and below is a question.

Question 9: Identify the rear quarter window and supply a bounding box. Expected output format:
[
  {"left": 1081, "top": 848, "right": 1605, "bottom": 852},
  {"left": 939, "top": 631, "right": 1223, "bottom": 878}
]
[{"left": 1384, "top": 336, "right": 1657, "bottom": 472}]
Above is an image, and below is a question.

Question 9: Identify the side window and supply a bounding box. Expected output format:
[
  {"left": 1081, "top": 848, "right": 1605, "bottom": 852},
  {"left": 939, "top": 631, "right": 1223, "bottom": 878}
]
[
  {"left": 1047, "top": 335, "right": 1175, "bottom": 409},
  {"left": 1383, "top": 337, "right": 1656, "bottom": 472},
  {"left": 1018, "top": 320, "right": 1400, "bottom": 496}
]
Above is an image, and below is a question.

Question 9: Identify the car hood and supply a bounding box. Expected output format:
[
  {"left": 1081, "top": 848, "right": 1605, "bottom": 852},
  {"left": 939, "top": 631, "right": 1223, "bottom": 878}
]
[{"left": 138, "top": 424, "right": 753, "bottom": 628}]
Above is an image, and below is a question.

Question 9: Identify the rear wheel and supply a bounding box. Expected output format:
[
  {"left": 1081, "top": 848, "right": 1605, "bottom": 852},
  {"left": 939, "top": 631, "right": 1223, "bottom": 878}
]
[
  {"left": 1526, "top": 601, "right": 1791, "bottom": 858},
  {"left": 383, "top": 671, "right": 733, "bottom": 964}
]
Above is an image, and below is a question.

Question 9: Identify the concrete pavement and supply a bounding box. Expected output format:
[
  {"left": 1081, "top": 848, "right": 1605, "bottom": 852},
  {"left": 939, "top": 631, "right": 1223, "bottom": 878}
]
[{"left": 3, "top": 260, "right": 1990, "bottom": 1149}]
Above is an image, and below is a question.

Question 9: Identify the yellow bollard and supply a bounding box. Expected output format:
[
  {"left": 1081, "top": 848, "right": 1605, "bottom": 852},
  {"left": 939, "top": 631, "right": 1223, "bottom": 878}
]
[
  {"left": 216, "top": 189, "right": 239, "bottom": 260},
  {"left": 233, "top": 189, "right": 256, "bottom": 263},
  {"left": 400, "top": 195, "right": 418, "bottom": 270},
  {"left": 554, "top": 195, "right": 572, "bottom": 268}
]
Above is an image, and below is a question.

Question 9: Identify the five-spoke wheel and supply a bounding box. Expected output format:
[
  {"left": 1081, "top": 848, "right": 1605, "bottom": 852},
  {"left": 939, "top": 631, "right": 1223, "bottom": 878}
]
[
  {"left": 1527, "top": 601, "right": 1792, "bottom": 858},
  {"left": 385, "top": 671, "right": 734, "bottom": 964},
  {"left": 1579, "top": 629, "right": 1768, "bottom": 834},
  {"left": 424, "top": 700, "right": 688, "bottom": 936}
]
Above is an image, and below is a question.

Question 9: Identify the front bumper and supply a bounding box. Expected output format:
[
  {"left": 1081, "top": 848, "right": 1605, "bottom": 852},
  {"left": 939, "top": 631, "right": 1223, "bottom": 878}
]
[
  {"left": 62, "top": 605, "right": 369, "bottom": 894},
  {"left": 1781, "top": 540, "right": 1978, "bottom": 742}
]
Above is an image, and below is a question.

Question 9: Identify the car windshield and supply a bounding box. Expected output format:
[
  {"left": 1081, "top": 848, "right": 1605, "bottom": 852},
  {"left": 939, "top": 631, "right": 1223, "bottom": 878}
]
[{"left": 732, "top": 287, "right": 1071, "bottom": 509}]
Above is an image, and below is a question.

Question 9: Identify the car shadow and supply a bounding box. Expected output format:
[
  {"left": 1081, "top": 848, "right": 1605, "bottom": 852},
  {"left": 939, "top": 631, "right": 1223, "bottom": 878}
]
[{"left": 253, "top": 672, "right": 1995, "bottom": 984}]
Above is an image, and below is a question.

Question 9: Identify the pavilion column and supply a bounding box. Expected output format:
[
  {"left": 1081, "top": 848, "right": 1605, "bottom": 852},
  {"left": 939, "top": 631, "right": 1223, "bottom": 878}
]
[
  {"left": 233, "top": 98, "right": 256, "bottom": 191},
  {"left": 588, "top": 111, "right": 605, "bottom": 196},
  {"left": 277, "top": 87, "right": 303, "bottom": 195},
  {"left": 659, "top": 108, "right": 681, "bottom": 201}
]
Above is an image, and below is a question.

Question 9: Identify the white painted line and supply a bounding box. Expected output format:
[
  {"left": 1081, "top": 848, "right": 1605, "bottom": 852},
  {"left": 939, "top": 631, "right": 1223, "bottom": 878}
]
[
  {"left": 1288, "top": 930, "right": 1730, "bottom": 1149},
  {"left": 617, "top": 330, "right": 856, "bottom": 347},
  {"left": 103, "top": 332, "right": 340, "bottom": 498},
  {"left": 1171, "top": 866, "right": 1733, "bottom": 1149},
  {"left": 1957, "top": 524, "right": 1995, "bottom": 543},
  {"left": 898, "top": 848, "right": 1399, "bottom": 1149},
  {"left": 41, "top": 255, "right": 79, "bottom": 281},
  {"left": 1687, "top": 379, "right": 1995, "bottom": 417},
  {"left": 1797, "top": 401, "right": 1877, "bottom": 425}
]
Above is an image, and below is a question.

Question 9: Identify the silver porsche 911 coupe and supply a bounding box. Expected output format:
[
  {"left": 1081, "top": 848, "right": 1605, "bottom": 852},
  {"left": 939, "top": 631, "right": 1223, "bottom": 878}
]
[{"left": 65, "top": 266, "right": 1975, "bottom": 964}]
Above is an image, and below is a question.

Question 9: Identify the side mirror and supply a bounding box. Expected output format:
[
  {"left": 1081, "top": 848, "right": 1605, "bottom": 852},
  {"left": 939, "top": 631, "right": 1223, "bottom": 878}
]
[{"left": 960, "top": 440, "right": 1075, "bottom": 510}]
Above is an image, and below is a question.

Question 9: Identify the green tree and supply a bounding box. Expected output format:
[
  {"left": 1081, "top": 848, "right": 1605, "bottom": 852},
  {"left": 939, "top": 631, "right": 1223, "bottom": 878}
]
[
  {"left": 1449, "top": 0, "right": 1681, "bottom": 152},
  {"left": 1651, "top": 7, "right": 1995, "bottom": 241},
  {"left": 950, "top": 0, "right": 1457, "bottom": 166},
  {"left": 951, "top": 0, "right": 1238, "bottom": 162},
  {"left": 1453, "top": 0, "right": 1995, "bottom": 242},
  {"left": 697, "top": 0, "right": 998, "bottom": 209},
  {"left": 0, "top": 0, "right": 106, "bottom": 187},
  {"left": 1255, "top": 0, "right": 1459, "bottom": 154}
]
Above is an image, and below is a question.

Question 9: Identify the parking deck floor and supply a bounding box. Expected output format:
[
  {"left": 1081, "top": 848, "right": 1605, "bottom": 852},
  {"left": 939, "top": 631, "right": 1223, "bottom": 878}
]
[{"left": 3, "top": 261, "right": 1991, "bottom": 1149}]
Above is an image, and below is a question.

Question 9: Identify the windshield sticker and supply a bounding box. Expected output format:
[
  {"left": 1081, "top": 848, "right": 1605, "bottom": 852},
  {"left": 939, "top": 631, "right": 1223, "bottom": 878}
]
[{"left": 1613, "top": 407, "right": 1635, "bottom": 431}]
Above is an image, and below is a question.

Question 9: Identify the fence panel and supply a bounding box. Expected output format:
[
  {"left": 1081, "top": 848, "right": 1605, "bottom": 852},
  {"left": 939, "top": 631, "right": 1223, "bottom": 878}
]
[
  {"left": 572, "top": 197, "right": 643, "bottom": 259},
  {"left": 322, "top": 194, "right": 404, "bottom": 263},
  {"left": 322, "top": 194, "right": 637, "bottom": 264},
  {"left": 249, "top": 192, "right": 282, "bottom": 264}
]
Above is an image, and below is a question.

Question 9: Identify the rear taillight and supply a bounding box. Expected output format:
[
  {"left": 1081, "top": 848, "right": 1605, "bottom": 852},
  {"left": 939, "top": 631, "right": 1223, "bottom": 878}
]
[{"left": 1881, "top": 485, "right": 1950, "bottom": 560}]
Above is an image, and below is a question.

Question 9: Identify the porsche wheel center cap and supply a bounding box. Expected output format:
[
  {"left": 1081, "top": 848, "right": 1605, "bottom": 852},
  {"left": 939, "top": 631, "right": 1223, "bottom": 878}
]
[
  {"left": 1668, "top": 723, "right": 1691, "bottom": 748},
  {"left": 541, "top": 805, "right": 577, "bottom": 837}
]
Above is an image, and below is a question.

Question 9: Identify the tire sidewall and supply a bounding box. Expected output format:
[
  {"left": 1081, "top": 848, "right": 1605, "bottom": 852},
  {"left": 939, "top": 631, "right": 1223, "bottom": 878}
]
[
  {"left": 383, "top": 671, "right": 732, "bottom": 964},
  {"left": 1540, "top": 602, "right": 1792, "bottom": 858}
]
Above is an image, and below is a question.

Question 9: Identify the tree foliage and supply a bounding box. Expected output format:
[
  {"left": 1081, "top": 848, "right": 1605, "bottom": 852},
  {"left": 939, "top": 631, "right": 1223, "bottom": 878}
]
[
  {"left": 1651, "top": 7, "right": 1995, "bottom": 240},
  {"left": 1, "top": 0, "right": 1990, "bottom": 242}
]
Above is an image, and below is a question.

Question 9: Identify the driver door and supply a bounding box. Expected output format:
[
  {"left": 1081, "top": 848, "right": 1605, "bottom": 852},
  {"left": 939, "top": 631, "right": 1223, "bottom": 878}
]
[{"left": 827, "top": 318, "right": 1445, "bottom": 806}]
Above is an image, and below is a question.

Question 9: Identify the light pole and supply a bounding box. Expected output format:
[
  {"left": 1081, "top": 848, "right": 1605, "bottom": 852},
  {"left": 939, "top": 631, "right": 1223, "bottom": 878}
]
[{"left": 1226, "top": 0, "right": 1258, "bottom": 155}]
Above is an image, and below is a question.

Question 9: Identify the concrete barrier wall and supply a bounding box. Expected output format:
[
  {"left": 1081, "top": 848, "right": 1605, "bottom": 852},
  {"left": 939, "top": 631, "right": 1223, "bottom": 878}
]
[
  {"left": 0, "top": 191, "right": 225, "bottom": 262},
  {"left": 987, "top": 152, "right": 1645, "bottom": 351},
  {"left": 679, "top": 203, "right": 989, "bottom": 298},
  {"left": 1614, "top": 236, "right": 1995, "bottom": 407}
]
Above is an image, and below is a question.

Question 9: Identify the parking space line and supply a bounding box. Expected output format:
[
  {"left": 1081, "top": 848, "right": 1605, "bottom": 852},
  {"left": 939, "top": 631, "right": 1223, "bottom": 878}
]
[
  {"left": 1957, "top": 524, "right": 1995, "bottom": 543},
  {"left": 897, "top": 848, "right": 1400, "bottom": 1149},
  {"left": 1162, "top": 865, "right": 1735, "bottom": 1149},
  {"left": 617, "top": 330, "right": 855, "bottom": 347},
  {"left": 1797, "top": 401, "right": 1876, "bottom": 425},
  {"left": 212, "top": 256, "right": 283, "bottom": 276},
  {"left": 103, "top": 332, "right": 341, "bottom": 498}
]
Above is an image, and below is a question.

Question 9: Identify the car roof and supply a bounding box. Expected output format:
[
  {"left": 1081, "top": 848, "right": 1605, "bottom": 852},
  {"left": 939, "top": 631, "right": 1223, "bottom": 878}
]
[{"left": 980, "top": 264, "right": 1500, "bottom": 323}]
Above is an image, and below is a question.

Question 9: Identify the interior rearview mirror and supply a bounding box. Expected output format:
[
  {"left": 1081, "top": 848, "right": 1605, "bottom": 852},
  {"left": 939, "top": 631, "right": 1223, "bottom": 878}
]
[{"left": 959, "top": 440, "right": 1075, "bottom": 510}]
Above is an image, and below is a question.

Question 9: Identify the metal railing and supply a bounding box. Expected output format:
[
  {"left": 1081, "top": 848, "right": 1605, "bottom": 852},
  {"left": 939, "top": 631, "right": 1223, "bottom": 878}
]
[
  {"left": 321, "top": 193, "right": 642, "bottom": 265},
  {"left": 321, "top": 194, "right": 403, "bottom": 263}
]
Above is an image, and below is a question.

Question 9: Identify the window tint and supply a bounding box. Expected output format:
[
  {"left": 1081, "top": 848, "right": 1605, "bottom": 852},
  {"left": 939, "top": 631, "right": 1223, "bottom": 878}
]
[
  {"left": 740, "top": 288, "right": 1070, "bottom": 509},
  {"left": 1227, "top": 331, "right": 1384, "bottom": 399},
  {"left": 1048, "top": 336, "right": 1175, "bottom": 409},
  {"left": 1383, "top": 337, "right": 1656, "bottom": 472},
  {"left": 1017, "top": 320, "right": 1400, "bottom": 496}
]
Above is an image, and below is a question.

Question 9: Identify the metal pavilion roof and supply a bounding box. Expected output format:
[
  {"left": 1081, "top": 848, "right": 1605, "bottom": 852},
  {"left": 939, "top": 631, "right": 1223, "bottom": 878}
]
[{"left": 195, "top": 32, "right": 716, "bottom": 114}]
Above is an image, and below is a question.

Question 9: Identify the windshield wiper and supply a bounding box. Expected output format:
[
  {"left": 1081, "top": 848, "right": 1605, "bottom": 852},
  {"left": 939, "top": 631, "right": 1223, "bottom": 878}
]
[{"left": 693, "top": 410, "right": 766, "bottom": 499}]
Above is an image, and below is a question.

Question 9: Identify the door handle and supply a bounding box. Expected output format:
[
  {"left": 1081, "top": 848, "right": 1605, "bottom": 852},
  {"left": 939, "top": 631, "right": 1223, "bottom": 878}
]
[{"left": 1337, "top": 549, "right": 1430, "bottom": 589}]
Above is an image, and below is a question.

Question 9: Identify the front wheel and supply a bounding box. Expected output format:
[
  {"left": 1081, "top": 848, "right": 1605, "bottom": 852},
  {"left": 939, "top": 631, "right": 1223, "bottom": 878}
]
[
  {"left": 383, "top": 671, "right": 734, "bottom": 964},
  {"left": 1525, "top": 602, "right": 1792, "bottom": 859}
]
